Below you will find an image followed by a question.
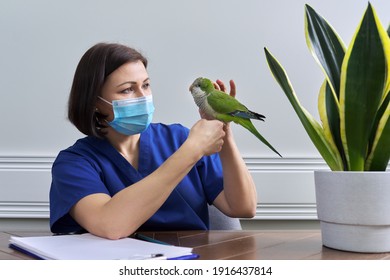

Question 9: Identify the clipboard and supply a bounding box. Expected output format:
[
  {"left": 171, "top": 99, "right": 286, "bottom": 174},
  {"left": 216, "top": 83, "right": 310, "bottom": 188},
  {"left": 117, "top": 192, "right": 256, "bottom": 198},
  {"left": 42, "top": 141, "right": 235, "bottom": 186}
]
[{"left": 9, "top": 233, "right": 196, "bottom": 260}]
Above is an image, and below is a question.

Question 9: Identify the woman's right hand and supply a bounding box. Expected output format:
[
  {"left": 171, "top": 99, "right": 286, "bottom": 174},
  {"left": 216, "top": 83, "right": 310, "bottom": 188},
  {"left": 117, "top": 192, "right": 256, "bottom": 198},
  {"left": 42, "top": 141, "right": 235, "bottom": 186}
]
[{"left": 187, "top": 119, "right": 226, "bottom": 157}]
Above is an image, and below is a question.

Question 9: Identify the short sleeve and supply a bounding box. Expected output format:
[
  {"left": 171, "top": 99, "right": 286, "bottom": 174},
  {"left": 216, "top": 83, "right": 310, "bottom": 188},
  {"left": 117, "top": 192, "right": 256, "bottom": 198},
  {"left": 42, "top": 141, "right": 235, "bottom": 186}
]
[{"left": 49, "top": 151, "right": 110, "bottom": 233}]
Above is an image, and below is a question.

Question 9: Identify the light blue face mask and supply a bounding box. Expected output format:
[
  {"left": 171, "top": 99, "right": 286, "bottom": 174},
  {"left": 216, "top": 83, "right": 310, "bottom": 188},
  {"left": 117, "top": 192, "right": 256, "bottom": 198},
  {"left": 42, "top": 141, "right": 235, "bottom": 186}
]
[{"left": 98, "top": 95, "right": 155, "bottom": 135}]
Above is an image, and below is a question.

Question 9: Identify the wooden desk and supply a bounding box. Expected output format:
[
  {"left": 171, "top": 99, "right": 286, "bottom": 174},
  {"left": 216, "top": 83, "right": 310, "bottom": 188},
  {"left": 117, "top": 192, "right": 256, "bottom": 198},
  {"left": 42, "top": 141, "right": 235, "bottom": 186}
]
[{"left": 1, "top": 230, "right": 390, "bottom": 260}]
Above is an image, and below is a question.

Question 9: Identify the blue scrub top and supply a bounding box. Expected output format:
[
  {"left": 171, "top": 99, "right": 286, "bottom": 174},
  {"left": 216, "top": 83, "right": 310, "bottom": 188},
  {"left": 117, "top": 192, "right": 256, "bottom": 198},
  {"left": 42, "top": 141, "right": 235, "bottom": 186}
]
[{"left": 50, "top": 123, "right": 224, "bottom": 234}]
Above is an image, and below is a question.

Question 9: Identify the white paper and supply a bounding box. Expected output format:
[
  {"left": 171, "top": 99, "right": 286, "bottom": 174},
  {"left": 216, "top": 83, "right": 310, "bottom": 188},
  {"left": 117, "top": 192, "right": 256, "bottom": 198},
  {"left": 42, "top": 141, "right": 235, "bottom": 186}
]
[{"left": 9, "top": 233, "right": 193, "bottom": 260}]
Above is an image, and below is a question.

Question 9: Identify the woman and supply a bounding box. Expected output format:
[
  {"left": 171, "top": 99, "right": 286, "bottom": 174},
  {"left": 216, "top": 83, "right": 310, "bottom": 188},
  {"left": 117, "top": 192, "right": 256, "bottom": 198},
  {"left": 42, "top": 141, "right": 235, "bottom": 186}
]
[{"left": 50, "top": 43, "right": 256, "bottom": 239}]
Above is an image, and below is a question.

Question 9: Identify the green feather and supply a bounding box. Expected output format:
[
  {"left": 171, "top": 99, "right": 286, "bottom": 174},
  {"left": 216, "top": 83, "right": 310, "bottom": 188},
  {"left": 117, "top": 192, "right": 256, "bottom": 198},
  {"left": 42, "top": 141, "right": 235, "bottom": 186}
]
[{"left": 208, "top": 89, "right": 248, "bottom": 113}]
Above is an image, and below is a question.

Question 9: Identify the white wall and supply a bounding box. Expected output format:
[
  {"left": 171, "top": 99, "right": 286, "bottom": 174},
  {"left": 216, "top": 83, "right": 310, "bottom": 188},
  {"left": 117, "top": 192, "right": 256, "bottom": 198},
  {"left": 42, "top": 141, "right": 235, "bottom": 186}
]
[{"left": 0, "top": 0, "right": 389, "bottom": 224}]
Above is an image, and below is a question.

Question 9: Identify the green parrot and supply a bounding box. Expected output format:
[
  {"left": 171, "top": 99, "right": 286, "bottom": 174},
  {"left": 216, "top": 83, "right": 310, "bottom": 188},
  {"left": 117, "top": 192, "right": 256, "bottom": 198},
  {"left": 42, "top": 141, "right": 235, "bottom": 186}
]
[{"left": 189, "top": 77, "right": 281, "bottom": 157}]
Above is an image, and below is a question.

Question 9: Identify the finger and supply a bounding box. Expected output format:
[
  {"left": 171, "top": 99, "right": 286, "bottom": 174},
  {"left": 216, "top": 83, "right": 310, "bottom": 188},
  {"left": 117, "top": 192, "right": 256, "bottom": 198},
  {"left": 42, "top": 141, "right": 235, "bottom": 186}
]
[
  {"left": 216, "top": 139, "right": 224, "bottom": 152},
  {"left": 229, "top": 80, "right": 236, "bottom": 98},
  {"left": 222, "top": 123, "right": 230, "bottom": 131},
  {"left": 213, "top": 81, "right": 221, "bottom": 91},
  {"left": 216, "top": 79, "right": 227, "bottom": 93}
]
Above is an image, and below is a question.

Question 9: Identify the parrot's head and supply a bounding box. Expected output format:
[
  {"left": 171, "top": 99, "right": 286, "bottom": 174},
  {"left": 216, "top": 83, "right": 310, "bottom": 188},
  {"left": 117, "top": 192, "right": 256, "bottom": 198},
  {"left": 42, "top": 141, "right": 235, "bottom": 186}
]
[
  {"left": 189, "top": 77, "right": 214, "bottom": 97},
  {"left": 189, "top": 77, "right": 214, "bottom": 108}
]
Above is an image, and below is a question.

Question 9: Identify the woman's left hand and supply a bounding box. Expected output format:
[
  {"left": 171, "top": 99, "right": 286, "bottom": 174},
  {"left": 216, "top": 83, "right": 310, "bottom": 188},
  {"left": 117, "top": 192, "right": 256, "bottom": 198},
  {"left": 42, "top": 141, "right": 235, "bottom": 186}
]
[{"left": 213, "top": 79, "right": 236, "bottom": 98}]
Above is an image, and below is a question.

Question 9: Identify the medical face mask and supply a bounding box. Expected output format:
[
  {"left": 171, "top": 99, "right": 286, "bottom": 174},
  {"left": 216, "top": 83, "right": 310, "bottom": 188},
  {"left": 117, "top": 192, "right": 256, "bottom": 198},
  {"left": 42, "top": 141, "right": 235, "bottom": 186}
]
[{"left": 98, "top": 95, "right": 155, "bottom": 135}]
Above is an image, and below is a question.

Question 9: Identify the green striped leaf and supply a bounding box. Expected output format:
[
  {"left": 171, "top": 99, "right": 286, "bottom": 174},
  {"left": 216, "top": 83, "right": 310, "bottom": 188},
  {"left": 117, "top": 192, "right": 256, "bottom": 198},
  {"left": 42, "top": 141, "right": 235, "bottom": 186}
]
[
  {"left": 318, "top": 81, "right": 347, "bottom": 170},
  {"left": 304, "top": 4, "right": 346, "bottom": 100},
  {"left": 367, "top": 19, "right": 390, "bottom": 171},
  {"left": 366, "top": 95, "right": 390, "bottom": 171},
  {"left": 304, "top": 4, "right": 347, "bottom": 170},
  {"left": 340, "top": 3, "right": 389, "bottom": 171},
  {"left": 264, "top": 48, "right": 343, "bottom": 171}
]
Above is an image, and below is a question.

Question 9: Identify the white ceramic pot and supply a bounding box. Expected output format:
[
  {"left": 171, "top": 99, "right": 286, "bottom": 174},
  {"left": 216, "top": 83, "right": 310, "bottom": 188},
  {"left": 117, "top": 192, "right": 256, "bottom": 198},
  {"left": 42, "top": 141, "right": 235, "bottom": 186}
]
[{"left": 314, "top": 171, "right": 390, "bottom": 253}]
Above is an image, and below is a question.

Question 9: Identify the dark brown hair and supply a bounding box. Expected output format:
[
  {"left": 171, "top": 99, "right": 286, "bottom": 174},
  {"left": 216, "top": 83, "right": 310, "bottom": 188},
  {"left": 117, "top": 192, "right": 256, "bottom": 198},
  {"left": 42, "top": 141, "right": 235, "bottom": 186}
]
[{"left": 68, "top": 43, "right": 148, "bottom": 137}]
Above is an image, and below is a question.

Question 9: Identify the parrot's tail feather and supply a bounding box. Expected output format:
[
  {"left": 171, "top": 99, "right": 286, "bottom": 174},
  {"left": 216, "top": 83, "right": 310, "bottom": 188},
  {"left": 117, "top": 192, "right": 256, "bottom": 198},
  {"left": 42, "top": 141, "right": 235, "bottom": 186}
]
[
  {"left": 237, "top": 119, "right": 282, "bottom": 157},
  {"left": 230, "top": 110, "right": 265, "bottom": 121}
]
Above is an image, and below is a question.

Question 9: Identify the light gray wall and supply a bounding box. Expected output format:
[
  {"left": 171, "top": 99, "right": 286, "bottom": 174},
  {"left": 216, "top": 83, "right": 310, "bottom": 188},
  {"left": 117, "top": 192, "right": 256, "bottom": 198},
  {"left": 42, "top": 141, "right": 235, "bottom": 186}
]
[{"left": 0, "top": 0, "right": 389, "bottom": 229}]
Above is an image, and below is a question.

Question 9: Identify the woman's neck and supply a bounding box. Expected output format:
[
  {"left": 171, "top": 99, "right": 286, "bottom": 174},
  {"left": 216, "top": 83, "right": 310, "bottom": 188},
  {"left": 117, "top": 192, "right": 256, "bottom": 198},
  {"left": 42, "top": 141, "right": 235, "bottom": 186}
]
[{"left": 106, "top": 129, "right": 141, "bottom": 169}]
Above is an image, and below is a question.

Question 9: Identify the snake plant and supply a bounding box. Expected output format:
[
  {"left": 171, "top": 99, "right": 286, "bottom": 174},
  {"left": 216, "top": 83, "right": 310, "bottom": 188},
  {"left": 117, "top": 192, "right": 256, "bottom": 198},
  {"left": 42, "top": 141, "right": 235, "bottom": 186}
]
[{"left": 265, "top": 3, "right": 390, "bottom": 171}]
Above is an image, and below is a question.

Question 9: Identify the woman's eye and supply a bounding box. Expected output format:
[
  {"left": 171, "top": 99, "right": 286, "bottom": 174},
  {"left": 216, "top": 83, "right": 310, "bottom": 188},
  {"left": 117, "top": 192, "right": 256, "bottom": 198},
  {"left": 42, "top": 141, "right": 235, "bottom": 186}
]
[
  {"left": 142, "top": 83, "right": 150, "bottom": 90},
  {"left": 121, "top": 87, "right": 134, "bottom": 94}
]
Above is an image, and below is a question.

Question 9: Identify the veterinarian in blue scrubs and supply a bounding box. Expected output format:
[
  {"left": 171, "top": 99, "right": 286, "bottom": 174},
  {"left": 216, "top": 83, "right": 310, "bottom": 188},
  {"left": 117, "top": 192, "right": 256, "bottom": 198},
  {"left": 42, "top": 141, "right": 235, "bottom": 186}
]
[{"left": 50, "top": 43, "right": 257, "bottom": 239}]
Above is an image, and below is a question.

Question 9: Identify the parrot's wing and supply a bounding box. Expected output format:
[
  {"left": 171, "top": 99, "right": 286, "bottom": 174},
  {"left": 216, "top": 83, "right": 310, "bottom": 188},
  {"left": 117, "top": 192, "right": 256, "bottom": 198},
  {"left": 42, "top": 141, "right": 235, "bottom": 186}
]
[
  {"left": 208, "top": 90, "right": 249, "bottom": 114},
  {"left": 208, "top": 90, "right": 265, "bottom": 121}
]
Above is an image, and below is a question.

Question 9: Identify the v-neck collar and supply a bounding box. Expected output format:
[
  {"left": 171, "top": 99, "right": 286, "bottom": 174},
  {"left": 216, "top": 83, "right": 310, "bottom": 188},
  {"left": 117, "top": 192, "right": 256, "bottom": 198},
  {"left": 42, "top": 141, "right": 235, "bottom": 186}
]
[
  {"left": 87, "top": 125, "right": 153, "bottom": 180},
  {"left": 86, "top": 131, "right": 146, "bottom": 183}
]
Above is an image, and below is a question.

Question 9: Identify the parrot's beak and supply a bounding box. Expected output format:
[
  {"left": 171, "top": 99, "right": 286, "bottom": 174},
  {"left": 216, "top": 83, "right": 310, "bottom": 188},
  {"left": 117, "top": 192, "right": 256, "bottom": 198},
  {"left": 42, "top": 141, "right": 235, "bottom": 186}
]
[{"left": 189, "top": 77, "right": 202, "bottom": 93}]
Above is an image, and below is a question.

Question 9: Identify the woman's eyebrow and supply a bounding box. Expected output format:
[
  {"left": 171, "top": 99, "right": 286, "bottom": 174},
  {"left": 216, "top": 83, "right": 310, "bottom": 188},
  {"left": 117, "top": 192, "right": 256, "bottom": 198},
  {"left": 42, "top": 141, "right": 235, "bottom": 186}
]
[{"left": 116, "top": 78, "right": 150, "bottom": 88}]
